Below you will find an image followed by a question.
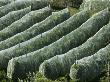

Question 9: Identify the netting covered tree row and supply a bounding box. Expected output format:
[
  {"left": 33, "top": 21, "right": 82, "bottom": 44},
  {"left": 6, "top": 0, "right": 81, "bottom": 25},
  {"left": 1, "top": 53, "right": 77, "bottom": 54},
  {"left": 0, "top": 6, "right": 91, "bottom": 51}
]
[{"left": 7, "top": 9, "right": 110, "bottom": 79}]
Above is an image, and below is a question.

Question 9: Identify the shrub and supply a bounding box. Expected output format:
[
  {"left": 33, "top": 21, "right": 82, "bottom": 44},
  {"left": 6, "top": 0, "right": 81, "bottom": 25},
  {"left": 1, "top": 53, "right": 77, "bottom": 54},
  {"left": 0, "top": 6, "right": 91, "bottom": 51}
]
[{"left": 69, "top": 0, "right": 83, "bottom": 8}]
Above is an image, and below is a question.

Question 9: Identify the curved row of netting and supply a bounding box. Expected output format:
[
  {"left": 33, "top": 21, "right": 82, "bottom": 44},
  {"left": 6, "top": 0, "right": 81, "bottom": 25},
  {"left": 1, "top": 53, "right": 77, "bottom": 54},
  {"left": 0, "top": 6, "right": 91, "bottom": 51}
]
[{"left": 0, "top": 0, "right": 110, "bottom": 82}]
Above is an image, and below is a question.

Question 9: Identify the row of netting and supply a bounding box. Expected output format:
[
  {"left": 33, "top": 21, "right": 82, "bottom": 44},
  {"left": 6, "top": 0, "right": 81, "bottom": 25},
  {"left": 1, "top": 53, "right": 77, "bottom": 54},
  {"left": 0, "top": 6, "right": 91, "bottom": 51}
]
[
  {"left": 0, "top": 0, "right": 110, "bottom": 82},
  {"left": 7, "top": 8, "right": 110, "bottom": 81}
]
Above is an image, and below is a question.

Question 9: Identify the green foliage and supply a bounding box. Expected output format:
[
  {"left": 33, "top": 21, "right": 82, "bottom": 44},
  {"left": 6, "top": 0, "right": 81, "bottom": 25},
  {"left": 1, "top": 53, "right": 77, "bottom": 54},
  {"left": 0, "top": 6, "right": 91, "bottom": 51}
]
[
  {"left": 50, "top": 0, "right": 67, "bottom": 10},
  {"left": 39, "top": 8, "right": 110, "bottom": 80},
  {"left": 80, "top": 0, "right": 110, "bottom": 14},
  {"left": 0, "top": 0, "right": 50, "bottom": 17},
  {"left": 0, "top": 71, "right": 6, "bottom": 81},
  {"left": 6, "top": 9, "right": 90, "bottom": 79},
  {"left": 70, "top": 42, "right": 110, "bottom": 81},
  {"left": 0, "top": 0, "right": 31, "bottom": 17},
  {"left": 0, "top": 0, "right": 109, "bottom": 82},
  {"left": 0, "top": 7, "right": 52, "bottom": 41},
  {"left": 0, "top": 0, "right": 13, "bottom": 7},
  {"left": 0, "top": 6, "right": 31, "bottom": 31},
  {"left": 70, "top": 0, "right": 83, "bottom": 8},
  {"left": 50, "top": 0, "right": 83, "bottom": 9},
  {"left": 0, "top": 8, "right": 70, "bottom": 50}
]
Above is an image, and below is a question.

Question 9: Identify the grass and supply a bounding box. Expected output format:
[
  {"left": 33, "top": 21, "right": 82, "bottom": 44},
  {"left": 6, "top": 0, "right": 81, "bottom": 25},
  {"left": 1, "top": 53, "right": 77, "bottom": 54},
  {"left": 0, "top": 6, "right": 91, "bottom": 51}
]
[{"left": 0, "top": 70, "right": 109, "bottom": 82}]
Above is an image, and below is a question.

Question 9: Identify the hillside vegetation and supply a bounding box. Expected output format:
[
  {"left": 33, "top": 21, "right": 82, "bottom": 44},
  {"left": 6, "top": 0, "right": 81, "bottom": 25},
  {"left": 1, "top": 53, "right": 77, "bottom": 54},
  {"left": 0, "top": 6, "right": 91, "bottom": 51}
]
[{"left": 0, "top": 0, "right": 110, "bottom": 82}]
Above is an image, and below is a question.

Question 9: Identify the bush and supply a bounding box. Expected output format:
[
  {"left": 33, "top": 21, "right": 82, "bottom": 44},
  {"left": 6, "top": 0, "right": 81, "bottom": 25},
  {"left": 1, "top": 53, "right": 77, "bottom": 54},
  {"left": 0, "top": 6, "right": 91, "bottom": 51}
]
[
  {"left": 50, "top": 0, "right": 67, "bottom": 10},
  {"left": 69, "top": 0, "right": 83, "bottom": 8}
]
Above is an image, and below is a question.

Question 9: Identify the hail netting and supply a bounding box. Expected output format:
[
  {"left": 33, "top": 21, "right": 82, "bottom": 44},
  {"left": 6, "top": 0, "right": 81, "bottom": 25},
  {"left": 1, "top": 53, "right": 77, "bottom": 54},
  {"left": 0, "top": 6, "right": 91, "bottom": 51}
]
[
  {"left": 0, "top": 0, "right": 14, "bottom": 7},
  {"left": 39, "top": 8, "right": 110, "bottom": 80},
  {"left": 0, "top": 8, "right": 70, "bottom": 50},
  {"left": 7, "top": 8, "right": 110, "bottom": 79},
  {"left": 0, "top": 0, "right": 50, "bottom": 17},
  {"left": 0, "top": 9, "right": 90, "bottom": 73},
  {"left": 69, "top": 43, "right": 110, "bottom": 82},
  {"left": 0, "top": 6, "right": 52, "bottom": 41},
  {"left": 0, "top": 6, "right": 31, "bottom": 31},
  {"left": 39, "top": 22, "right": 110, "bottom": 80},
  {"left": 80, "top": 0, "right": 110, "bottom": 13}
]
